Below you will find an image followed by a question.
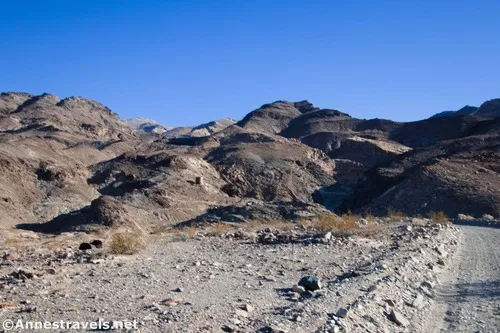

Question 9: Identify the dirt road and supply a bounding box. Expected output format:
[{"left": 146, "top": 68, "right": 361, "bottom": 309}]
[{"left": 427, "top": 225, "right": 500, "bottom": 332}]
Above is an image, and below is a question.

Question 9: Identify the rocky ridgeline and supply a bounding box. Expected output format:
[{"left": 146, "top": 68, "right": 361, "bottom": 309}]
[{"left": 0, "top": 218, "right": 459, "bottom": 332}]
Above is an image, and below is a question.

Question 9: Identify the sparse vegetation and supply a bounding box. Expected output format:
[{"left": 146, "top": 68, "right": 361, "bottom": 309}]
[
  {"left": 312, "top": 212, "right": 358, "bottom": 233},
  {"left": 110, "top": 232, "right": 144, "bottom": 255},
  {"left": 364, "top": 214, "right": 377, "bottom": 225},
  {"left": 245, "top": 219, "right": 266, "bottom": 230},
  {"left": 428, "top": 211, "right": 451, "bottom": 225},
  {"left": 387, "top": 209, "right": 407, "bottom": 220},
  {"left": 207, "top": 223, "right": 232, "bottom": 237}
]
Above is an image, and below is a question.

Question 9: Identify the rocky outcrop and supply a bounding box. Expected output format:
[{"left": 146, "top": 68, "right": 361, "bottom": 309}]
[
  {"left": 237, "top": 101, "right": 302, "bottom": 135},
  {"left": 125, "top": 117, "right": 169, "bottom": 134},
  {"left": 349, "top": 132, "right": 500, "bottom": 217},
  {"left": 0, "top": 92, "right": 33, "bottom": 114},
  {"left": 430, "top": 105, "right": 478, "bottom": 119},
  {"left": 206, "top": 141, "right": 335, "bottom": 203},
  {"left": 281, "top": 109, "right": 357, "bottom": 138},
  {"left": 163, "top": 118, "right": 236, "bottom": 138},
  {"left": 476, "top": 98, "right": 500, "bottom": 118},
  {"left": 331, "top": 136, "right": 411, "bottom": 167}
]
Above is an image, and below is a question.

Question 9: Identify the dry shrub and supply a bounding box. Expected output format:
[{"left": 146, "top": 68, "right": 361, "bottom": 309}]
[
  {"left": 164, "top": 226, "right": 198, "bottom": 242},
  {"left": 428, "top": 211, "right": 451, "bottom": 225},
  {"left": 364, "top": 214, "right": 377, "bottom": 225},
  {"left": 150, "top": 223, "right": 169, "bottom": 235},
  {"left": 312, "top": 213, "right": 358, "bottom": 233},
  {"left": 340, "top": 212, "right": 360, "bottom": 229},
  {"left": 245, "top": 220, "right": 266, "bottom": 230},
  {"left": 387, "top": 209, "right": 407, "bottom": 221},
  {"left": 277, "top": 222, "right": 294, "bottom": 233},
  {"left": 110, "top": 232, "right": 144, "bottom": 255},
  {"left": 207, "top": 223, "right": 231, "bottom": 237},
  {"left": 182, "top": 226, "right": 197, "bottom": 238},
  {"left": 297, "top": 219, "right": 312, "bottom": 229}
]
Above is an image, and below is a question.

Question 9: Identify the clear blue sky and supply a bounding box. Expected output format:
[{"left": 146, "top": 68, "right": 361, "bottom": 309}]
[{"left": 1, "top": 0, "right": 499, "bottom": 126}]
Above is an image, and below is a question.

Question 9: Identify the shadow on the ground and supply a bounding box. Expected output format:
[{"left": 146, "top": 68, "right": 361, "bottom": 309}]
[
  {"left": 437, "top": 280, "right": 500, "bottom": 303},
  {"left": 16, "top": 206, "right": 94, "bottom": 234}
]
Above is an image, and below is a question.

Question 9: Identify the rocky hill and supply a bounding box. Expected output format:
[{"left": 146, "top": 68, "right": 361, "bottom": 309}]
[
  {"left": 0, "top": 92, "right": 499, "bottom": 234},
  {"left": 125, "top": 117, "right": 169, "bottom": 134},
  {"left": 429, "top": 99, "right": 500, "bottom": 119}
]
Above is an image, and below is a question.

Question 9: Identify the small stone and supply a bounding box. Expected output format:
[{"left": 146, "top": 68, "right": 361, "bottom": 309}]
[
  {"left": 173, "top": 287, "right": 184, "bottom": 292},
  {"left": 298, "top": 276, "right": 322, "bottom": 291},
  {"left": 235, "top": 309, "right": 249, "bottom": 318},
  {"left": 434, "top": 246, "right": 448, "bottom": 258},
  {"left": 292, "top": 285, "right": 306, "bottom": 294},
  {"left": 385, "top": 299, "right": 396, "bottom": 307},
  {"left": 229, "top": 318, "right": 241, "bottom": 325},
  {"left": 402, "top": 225, "right": 413, "bottom": 232},
  {"left": 411, "top": 294, "right": 425, "bottom": 309},
  {"left": 367, "top": 284, "right": 377, "bottom": 292},
  {"left": 90, "top": 240, "right": 103, "bottom": 248},
  {"left": 221, "top": 324, "right": 236, "bottom": 332},
  {"left": 390, "top": 309, "right": 410, "bottom": 327},
  {"left": 336, "top": 307, "right": 349, "bottom": 318},
  {"left": 160, "top": 297, "right": 183, "bottom": 307},
  {"left": 302, "top": 290, "right": 316, "bottom": 298},
  {"left": 421, "top": 281, "right": 435, "bottom": 289},
  {"left": 242, "top": 304, "right": 254, "bottom": 312},
  {"left": 78, "top": 243, "right": 92, "bottom": 251},
  {"left": 482, "top": 214, "right": 494, "bottom": 221}
]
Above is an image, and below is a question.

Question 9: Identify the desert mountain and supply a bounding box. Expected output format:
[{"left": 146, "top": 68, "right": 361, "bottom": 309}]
[
  {"left": 125, "top": 117, "right": 169, "bottom": 134},
  {"left": 429, "top": 99, "right": 500, "bottom": 119},
  {"left": 1, "top": 92, "right": 499, "bottom": 233},
  {"left": 162, "top": 118, "right": 236, "bottom": 139},
  {"left": 430, "top": 105, "right": 478, "bottom": 119}
]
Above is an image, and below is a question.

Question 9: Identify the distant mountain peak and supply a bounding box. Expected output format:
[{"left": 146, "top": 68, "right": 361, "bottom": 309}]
[{"left": 124, "top": 117, "right": 169, "bottom": 134}]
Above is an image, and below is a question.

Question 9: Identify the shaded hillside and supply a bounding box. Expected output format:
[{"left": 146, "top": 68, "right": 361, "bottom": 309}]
[
  {"left": 2, "top": 92, "right": 499, "bottom": 233},
  {"left": 348, "top": 129, "right": 500, "bottom": 217}
]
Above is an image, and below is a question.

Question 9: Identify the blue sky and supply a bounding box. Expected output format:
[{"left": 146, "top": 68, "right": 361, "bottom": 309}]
[{"left": 1, "top": 0, "right": 499, "bottom": 126}]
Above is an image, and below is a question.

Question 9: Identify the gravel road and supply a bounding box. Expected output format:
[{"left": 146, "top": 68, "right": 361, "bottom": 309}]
[{"left": 427, "top": 226, "right": 500, "bottom": 333}]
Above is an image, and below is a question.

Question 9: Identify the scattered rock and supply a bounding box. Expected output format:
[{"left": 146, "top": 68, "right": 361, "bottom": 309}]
[
  {"left": 336, "top": 307, "right": 349, "bottom": 318},
  {"left": 411, "top": 294, "right": 425, "bottom": 309},
  {"left": 298, "top": 276, "right": 322, "bottom": 291},
  {"left": 79, "top": 243, "right": 92, "bottom": 251},
  {"left": 292, "top": 285, "right": 306, "bottom": 294},
  {"left": 90, "top": 239, "right": 103, "bottom": 248},
  {"left": 235, "top": 309, "right": 249, "bottom": 318},
  {"left": 160, "top": 298, "right": 184, "bottom": 307},
  {"left": 390, "top": 309, "right": 410, "bottom": 327}
]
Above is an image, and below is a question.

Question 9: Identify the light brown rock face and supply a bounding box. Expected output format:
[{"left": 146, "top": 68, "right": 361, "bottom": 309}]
[
  {"left": 206, "top": 141, "right": 335, "bottom": 203},
  {"left": 1, "top": 92, "right": 499, "bottom": 232}
]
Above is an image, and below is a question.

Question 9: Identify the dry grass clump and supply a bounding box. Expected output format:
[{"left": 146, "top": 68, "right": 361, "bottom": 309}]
[
  {"left": 150, "top": 223, "right": 169, "bottom": 235},
  {"left": 245, "top": 219, "right": 266, "bottom": 230},
  {"left": 110, "top": 232, "right": 144, "bottom": 255},
  {"left": 207, "top": 223, "right": 232, "bottom": 237},
  {"left": 297, "top": 219, "right": 312, "bottom": 229},
  {"left": 165, "top": 225, "right": 199, "bottom": 242},
  {"left": 312, "top": 212, "right": 359, "bottom": 233},
  {"left": 364, "top": 214, "right": 377, "bottom": 225},
  {"left": 387, "top": 209, "right": 407, "bottom": 221},
  {"left": 243, "top": 219, "right": 295, "bottom": 232},
  {"left": 428, "top": 211, "right": 451, "bottom": 225}
]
